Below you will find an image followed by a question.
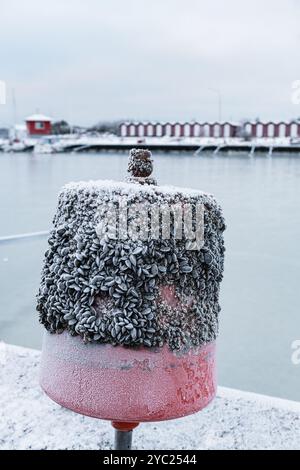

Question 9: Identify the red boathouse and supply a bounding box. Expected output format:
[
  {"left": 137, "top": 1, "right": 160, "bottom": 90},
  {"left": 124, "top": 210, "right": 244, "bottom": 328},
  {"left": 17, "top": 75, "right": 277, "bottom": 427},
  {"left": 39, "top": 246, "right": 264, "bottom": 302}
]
[{"left": 26, "top": 114, "right": 52, "bottom": 136}]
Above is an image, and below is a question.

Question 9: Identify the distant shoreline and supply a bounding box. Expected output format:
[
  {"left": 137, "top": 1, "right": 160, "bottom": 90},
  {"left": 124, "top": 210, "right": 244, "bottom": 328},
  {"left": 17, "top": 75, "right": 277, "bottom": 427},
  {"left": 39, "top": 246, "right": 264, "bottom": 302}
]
[{"left": 1, "top": 136, "right": 300, "bottom": 155}]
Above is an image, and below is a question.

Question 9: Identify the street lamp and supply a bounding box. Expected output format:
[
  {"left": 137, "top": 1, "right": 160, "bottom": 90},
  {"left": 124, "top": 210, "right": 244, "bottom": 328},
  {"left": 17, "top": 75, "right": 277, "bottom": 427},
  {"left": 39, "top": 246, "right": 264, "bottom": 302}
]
[{"left": 208, "top": 88, "right": 222, "bottom": 122}]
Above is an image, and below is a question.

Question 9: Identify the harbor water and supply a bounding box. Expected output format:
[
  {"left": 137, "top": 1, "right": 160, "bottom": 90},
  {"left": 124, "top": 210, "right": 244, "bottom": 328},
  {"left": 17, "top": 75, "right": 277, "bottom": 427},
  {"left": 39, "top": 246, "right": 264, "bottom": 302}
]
[{"left": 0, "top": 151, "right": 299, "bottom": 401}]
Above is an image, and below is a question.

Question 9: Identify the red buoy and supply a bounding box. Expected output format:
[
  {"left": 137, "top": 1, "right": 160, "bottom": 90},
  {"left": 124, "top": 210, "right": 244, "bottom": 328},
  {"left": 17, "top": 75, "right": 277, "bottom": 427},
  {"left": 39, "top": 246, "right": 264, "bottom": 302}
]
[{"left": 40, "top": 332, "right": 216, "bottom": 424}]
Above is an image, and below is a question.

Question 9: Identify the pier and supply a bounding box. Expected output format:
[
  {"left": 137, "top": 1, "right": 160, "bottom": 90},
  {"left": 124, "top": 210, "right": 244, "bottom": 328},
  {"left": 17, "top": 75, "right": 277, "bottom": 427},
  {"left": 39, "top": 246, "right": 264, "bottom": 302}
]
[
  {"left": 57, "top": 141, "right": 300, "bottom": 154},
  {"left": 2, "top": 141, "right": 299, "bottom": 155},
  {"left": 2, "top": 135, "right": 300, "bottom": 155}
]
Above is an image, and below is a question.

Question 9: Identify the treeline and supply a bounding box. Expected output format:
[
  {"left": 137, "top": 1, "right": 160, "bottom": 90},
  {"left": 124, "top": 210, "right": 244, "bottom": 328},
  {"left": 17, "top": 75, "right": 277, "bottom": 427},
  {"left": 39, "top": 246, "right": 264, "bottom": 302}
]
[{"left": 51, "top": 120, "right": 122, "bottom": 135}]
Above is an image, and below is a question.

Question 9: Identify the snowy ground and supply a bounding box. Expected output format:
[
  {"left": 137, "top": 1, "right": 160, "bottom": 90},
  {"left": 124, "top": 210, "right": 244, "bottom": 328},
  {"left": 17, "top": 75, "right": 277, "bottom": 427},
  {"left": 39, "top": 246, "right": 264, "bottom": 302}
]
[{"left": 0, "top": 343, "right": 299, "bottom": 450}]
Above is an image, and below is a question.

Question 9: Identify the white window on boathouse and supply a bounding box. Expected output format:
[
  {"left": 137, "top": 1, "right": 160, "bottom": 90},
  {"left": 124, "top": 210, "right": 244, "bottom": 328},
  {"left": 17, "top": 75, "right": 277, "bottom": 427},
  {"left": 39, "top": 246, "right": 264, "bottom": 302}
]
[
  {"left": 256, "top": 123, "right": 263, "bottom": 138},
  {"left": 174, "top": 124, "right": 181, "bottom": 137},
  {"left": 138, "top": 124, "right": 144, "bottom": 137},
  {"left": 147, "top": 124, "right": 154, "bottom": 137},
  {"left": 291, "top": 123, "right": 298, "bottom": 138},
  {"left": 156, "top": 124, "right": 163, "bottom": 137},
  {"left": 184, "top": 124, "right": 190, "bottom": 137},
  {"left": 165, "top": 124, "right": 172, "bottom": 137},
  {"left": 213, "top": 124, "right": 220, "bottom": 138},
  {"left": 224, "top": 124, "right": 231, "bottom": 138},
  {"left": 268, "top": 123, "right": 275, "bottom": 138},
  {"left": 129, "top": 125, "right": 136, "bottom": 137},
  {"left": 194, "top": 124, "right": 201, "bottom": 137},
  {"left": 203, "top": 124, "right": 210, "bottom": 137},
  {"left": 279, "top": 123, "right": 286, "bottom": 138}
]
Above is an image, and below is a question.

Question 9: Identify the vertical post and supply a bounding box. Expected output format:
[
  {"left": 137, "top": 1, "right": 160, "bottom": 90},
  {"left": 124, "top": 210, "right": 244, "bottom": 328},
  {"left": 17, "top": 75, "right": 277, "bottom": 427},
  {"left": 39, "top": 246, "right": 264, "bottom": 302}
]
[
  {"left": 208, "top": 88, "right": 222, "bottom": 122},
  {"left": 12, "top": 87, "right": 17, "bottom": 125},
  {"left": 114, "top": 429, "right": 133, "bottom": 450},
  {"left": 111, "top": 421, "right": 139, "bottom": 451}
]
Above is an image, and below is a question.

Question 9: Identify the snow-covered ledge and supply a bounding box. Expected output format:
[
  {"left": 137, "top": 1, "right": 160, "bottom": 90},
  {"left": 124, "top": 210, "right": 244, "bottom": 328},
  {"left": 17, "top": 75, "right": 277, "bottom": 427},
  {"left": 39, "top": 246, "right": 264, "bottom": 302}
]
[{"left": 0, "top": 343, "right": 299, "bottom": 450}]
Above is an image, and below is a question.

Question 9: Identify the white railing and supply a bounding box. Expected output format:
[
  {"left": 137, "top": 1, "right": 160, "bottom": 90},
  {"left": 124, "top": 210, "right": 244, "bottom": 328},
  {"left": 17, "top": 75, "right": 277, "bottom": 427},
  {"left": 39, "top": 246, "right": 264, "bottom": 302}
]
[{"left": 0, "top": 231, "right": 49, "bottom": 244}]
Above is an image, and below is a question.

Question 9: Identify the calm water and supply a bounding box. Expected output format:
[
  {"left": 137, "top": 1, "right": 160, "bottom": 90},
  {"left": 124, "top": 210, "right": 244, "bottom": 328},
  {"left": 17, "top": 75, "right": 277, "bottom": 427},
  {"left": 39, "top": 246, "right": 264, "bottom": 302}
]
[{"left": 0, "top": 150, "right": 300, "bottom": 401}]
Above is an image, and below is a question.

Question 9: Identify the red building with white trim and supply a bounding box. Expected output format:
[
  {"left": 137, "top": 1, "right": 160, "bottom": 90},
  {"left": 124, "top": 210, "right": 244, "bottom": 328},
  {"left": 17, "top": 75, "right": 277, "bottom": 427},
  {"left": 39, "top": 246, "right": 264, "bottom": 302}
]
[
  {"left": 120, "top": 121, "right": 239, "bottom": 138},
  {"left": 26, "top": 114, "right": 52, "bottom": 136},
  {"left": 119, "top": 120, "right": 300, "bottom": 139}
]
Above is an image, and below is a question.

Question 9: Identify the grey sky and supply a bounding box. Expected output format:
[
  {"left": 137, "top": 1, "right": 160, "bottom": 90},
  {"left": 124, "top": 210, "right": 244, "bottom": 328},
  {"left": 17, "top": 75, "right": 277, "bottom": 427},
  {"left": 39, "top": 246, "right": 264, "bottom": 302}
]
[{"left": 0, "top": 0, "right": 300, "bottom": 126}]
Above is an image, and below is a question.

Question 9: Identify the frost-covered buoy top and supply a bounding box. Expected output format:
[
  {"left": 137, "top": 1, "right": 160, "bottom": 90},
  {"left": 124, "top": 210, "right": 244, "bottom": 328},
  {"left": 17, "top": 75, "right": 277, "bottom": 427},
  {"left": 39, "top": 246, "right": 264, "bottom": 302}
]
[{"left": 37, "top": 149, "right": 225, "bottom": 352}]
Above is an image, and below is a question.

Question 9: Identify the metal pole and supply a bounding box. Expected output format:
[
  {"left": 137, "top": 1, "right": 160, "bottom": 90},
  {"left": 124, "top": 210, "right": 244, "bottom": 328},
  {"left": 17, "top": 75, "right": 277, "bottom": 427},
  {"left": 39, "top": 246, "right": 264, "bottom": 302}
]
[
  {"left": 208, "top": 88, "right": 222, "bottom": 122},
  {"left": 12, "top": 88, "right": 17, "bottom": 125},
  {"left": 114, "top": 429, "right": 133, "bottom": 450},
  {"left": 218, "top": 92, "right": 222, "bottom": 122}
]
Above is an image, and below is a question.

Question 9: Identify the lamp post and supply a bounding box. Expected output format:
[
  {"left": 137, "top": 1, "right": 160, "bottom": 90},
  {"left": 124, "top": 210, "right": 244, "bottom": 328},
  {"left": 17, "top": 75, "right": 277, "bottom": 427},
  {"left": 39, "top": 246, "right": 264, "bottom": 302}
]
[{"left": 208, "top": 88, "right": 222, "bottom": 122}]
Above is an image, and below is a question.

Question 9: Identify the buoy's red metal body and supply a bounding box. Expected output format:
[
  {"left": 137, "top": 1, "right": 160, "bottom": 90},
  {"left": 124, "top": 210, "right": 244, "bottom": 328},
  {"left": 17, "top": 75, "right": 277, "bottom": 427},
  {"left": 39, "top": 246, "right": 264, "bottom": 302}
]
[{"left": 40, "top": 332, "right": 216, "bottom": 428}]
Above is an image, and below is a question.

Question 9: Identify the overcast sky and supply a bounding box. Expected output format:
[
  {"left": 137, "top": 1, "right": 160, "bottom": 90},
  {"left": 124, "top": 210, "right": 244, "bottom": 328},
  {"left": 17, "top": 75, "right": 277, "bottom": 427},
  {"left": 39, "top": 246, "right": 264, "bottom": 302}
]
[{"left": 0, "top": 0, "right": 300, "bottom": 126}]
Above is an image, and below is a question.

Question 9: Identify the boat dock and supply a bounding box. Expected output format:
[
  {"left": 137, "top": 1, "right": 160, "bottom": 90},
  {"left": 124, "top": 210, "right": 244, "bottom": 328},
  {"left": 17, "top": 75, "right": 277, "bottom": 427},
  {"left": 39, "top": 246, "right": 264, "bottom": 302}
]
[
  {"left": 62, "top": 142, "right": 300, "bottom": 154},
  {"left": 1, "top": 136, "right": 300, "bottom": 155}
]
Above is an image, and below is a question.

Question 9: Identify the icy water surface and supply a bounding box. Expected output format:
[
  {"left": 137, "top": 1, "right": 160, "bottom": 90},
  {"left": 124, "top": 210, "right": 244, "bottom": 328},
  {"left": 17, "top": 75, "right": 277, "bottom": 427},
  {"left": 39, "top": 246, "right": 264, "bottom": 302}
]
[{"left": 0, "top": 150, "right": 299, "bottom": 401}]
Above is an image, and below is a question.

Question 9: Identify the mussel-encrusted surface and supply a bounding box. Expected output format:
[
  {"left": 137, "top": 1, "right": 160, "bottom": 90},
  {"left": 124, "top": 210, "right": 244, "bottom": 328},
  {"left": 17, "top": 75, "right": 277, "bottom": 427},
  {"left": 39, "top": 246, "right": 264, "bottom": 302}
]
[{"left": 37, "top": 181, "right": 225, "bottom": 352}]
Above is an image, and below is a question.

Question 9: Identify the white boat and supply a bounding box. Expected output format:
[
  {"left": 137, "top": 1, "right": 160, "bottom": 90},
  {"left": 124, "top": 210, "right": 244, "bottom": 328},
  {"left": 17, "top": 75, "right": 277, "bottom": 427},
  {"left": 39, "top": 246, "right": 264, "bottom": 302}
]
[
  {"left": 33, "top": 137, "right": 59, "bottom": 154},
  {"left": 0, "top": 139, "right": 8, "bottom": 152},
  {"left": 2, "top": 141, "right": 30, "bottom": 153},
  {"left": 33, "top": 143, "right": 55, "bottom": 154}
]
